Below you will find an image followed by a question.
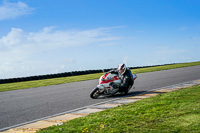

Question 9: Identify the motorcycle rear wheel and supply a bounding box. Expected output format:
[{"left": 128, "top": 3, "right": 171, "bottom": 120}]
[{"left": 90, "top": 87, "right": 101, "bottom": 99}]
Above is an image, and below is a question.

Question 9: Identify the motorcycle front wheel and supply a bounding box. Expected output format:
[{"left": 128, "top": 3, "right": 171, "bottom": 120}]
[{"left": 90, "top": 87, "right": 101, "bottom": 99}]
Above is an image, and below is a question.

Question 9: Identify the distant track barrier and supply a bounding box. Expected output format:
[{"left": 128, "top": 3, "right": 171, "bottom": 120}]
[{"left": 0, "top": 64, "right": 175, "bottom": 84}]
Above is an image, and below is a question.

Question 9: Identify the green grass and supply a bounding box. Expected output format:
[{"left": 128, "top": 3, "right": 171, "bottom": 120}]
[
  {"left": 38, "top": 85, "right": 200, "bottom": 133},
  {"left": 0, "top": 61, "right": 200, "bottom": 92}
]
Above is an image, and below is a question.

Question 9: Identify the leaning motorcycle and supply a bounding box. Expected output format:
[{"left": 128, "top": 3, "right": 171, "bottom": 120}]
[{"left": 90, "top": 72, "right": 137, "bottom": 99}]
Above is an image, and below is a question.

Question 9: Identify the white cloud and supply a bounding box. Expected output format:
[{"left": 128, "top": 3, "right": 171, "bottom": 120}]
[
  {"left": 0, "top": 27, "right": 121, "bottom": 50},
  {"left": 0, "top": 0, "right": 34, "bottom": 21},
  {"left": 0, "top": 26, "right": 121, "bottom": 79},
  {"left": 0, "top": 28, "right": 24, "bottom": 46}
]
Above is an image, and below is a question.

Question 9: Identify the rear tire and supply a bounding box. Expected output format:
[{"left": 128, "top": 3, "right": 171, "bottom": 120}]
[{"left": 90, "top": 87, "right": 101, "bottom": 99}]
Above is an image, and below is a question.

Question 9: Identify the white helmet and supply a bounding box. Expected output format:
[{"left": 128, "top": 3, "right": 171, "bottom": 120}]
[{"left": 117, "top": 63, "right": 126, "bottom": 74}]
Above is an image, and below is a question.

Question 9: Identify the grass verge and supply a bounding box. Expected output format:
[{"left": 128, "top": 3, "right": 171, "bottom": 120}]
[
  {"left": 38, "top": 85, "right": 200, "bottom": 133},
  {"left": 0, "top": 61, "right": 200, "bottom": 92}
]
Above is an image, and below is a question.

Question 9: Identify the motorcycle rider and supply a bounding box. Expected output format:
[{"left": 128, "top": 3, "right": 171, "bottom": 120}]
[{"left": 109, "top": 63, "right": 134, "bottom": 95}]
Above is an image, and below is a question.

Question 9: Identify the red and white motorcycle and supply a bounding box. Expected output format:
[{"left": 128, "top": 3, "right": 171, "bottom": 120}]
[{"left": 90, "top": 72, "right": 137, "bottom": 99}]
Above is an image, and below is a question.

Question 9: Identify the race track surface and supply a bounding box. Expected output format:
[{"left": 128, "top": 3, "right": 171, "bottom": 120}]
[{"left": 1, "top": 65, "right": 200, "bottom": 130}]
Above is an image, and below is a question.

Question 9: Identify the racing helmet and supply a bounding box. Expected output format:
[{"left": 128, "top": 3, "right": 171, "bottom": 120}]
[{"left": 117, "top": 63, "right": 126, "bottom": 74}]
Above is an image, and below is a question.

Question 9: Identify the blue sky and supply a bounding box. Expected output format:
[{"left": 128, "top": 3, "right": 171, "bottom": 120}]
[{"left": 0, "top": 0, "right": 200, "bottom": 79}]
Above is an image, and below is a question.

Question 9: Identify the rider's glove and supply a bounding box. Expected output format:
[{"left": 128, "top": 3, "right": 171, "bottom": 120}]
[{"left": 109, "top": 70, "right": 118, "bottom": 74}]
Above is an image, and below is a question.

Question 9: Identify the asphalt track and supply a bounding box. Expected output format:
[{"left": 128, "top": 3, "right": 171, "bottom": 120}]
[{"left": 1, "top": 65, "right": 200, "bottom": 130}]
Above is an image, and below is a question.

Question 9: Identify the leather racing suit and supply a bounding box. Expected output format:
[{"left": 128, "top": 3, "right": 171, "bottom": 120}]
[{"left": 109, "top": 68, "right": 134, "bottom": 94}]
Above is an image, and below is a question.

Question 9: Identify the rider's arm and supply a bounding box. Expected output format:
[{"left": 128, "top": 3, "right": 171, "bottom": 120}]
[{"left": 109, "top": 69, "right": 118, "bottom": 74}]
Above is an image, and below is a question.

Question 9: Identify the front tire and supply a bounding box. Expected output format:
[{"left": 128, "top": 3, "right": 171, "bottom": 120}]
[{"left": 90, "top": 87, "right": 101, "bottom": 99}]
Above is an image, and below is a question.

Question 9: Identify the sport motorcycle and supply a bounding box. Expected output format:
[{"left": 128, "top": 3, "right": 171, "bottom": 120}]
[{"left": 90, "top": 72, "right": 137, "bottom": 99}]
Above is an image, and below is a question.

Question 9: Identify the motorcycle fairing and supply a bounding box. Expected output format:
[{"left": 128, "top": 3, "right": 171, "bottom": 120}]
[{"left": 99, "top": 73, "right": 120, "bottom": 84}]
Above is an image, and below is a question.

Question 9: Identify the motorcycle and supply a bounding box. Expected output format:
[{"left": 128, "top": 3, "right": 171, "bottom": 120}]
[{"left": 90, "top": 72, "right": 137, "bottom": 99}]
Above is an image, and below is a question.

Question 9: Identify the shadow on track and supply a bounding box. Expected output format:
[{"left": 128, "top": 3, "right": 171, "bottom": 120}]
[{"left": 95, "top": 90, "right": 147, "bottom": 99}]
